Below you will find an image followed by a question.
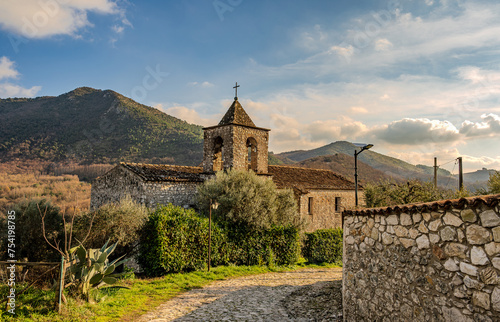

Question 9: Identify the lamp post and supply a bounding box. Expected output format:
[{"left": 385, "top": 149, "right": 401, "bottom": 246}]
[
  {"left": 354, "top": 143, "right": 374, "bottom": 207},
  {"left": 208, "top": 199, "right": 219, "bottom": 272}
]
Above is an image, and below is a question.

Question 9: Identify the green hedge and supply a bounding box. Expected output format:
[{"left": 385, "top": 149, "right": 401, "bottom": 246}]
[
  {"left": 138, "top": 204, "right": 228, "bottom": 276},
  {"left": 138, "top": 204, "right": 300, "bottom": 276},
  {"left": 303, "top": 228, "right": 343, "bottom": 264},
  {"left": 224, "top": 225, "right": 300, "bottom": 267}
]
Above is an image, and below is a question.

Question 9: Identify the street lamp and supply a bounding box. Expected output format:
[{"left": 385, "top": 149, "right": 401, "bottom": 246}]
[
  {"left": 354, "top": 143, "right": 374, "bottom": 207},
  {"left": 208, "top": 199, "right": 219, "bottom": 272}
]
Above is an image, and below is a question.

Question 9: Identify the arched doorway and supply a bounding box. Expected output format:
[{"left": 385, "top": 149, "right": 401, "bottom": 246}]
[
  {"left": 213, "top": 137, "right": 224, "bottom": 171},
  {"left": 247, "top": 137, "right": 258, "bottom": 171}
]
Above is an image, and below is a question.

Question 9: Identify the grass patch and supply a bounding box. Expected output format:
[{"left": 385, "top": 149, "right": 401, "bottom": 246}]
[{"left": 0, "top": 262, "right": 340, "bottom": 321}]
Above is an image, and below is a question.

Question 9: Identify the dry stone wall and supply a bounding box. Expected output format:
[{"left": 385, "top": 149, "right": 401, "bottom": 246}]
[{"left": 343, "top": 194, "right": 500, "bottom": 322}]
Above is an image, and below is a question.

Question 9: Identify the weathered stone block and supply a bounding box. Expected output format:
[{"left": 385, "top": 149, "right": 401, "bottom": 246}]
[
  {"left": 400, "top": 213, "right": 412, "bottom": 226},
  {"left": 413, "top": 213, "right": 422, "bottom": 224},
  {"left": 444, "top": 243, "right": 468, "bottom": 259},
  {"left": 394, "top": 225, "right": 409, "bottom": 237},
  {"left": 461, "top": 209, "right": 477, "bottom": 222},
  {"left": 441, "top": 226, "right": 456, "bottom": 241},
  {"left": 493, "top": 227, "right": 500, "bottom": 242},
  {"left": 422, "top": 212, "right": 431, "bottom": 222},
  {"left": 485, "top": 242, "right": 500, "bottom": 256},
  {"left": 429, "top": 233, "right": 440, "bottom": 244},
  {"left": 345, "top": 235, "right": 356, "bottom": 245},
  {"left": 443, "top": 213, "right": 463, "bottom": 227},
  {"left": 470, "top": 246, "right": 489, "bottom": 265},
  {"left": 409, "top": 228, "right": 419, "bottom": 239},
  {"left": 472, "top": 291, "right": 490, "bottom": 310},
  {"left": 386, "top": 215, "right": 399, "bottom": 225},
  {"left": 400, "top": 238, "right": 416, "bottom": 248},
  {"left": 444, "top": 258, "right": 459, "bottom": 271},
  {"left": 478, "top": 267, "right": 498, "bottom": 285},
  {"left": 429, "top": 219, "right": 442, "bottom": 231},
  {"left": 466, "top": 225, "right": 492, "bottom": 245},
  {"left": 460, "top": 262, "right": 478, "bottom": 276},
  {"left": 382, "top": 232, "right": 393, "bottom": 245},
  {"left": 492, "top": 257, "right": 500, "bottom": 270},
  {"left": 492, "top": 287, "right": 500, "bottom": 311},
  {"left": 433, "top": 244, "right": 446, "bottom": 260},
  {"left": 480, "top": 210, "right": 500, "bottom": 227},
  {"left": 416, "top": 235, "right": 430, "bottom": 249},
  {"left": 464, "top": 275, "right": 483, "bottom": 290},
  {"left": 418, "top": 221, "right": 428, "bottom": 233}
]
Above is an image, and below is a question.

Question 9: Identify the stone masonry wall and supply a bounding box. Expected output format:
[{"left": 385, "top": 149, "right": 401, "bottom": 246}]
[
  {"left": 91, "top": 165, "right": 201, "bottom": 210},
  {"left": 343, "top": 194, "right": 500, "bottom": 322},
  {"left": 203, "top": 124, "right": 269, "bottom": 174},
  {"left": 299, "top": 190, "right": 358, "bottom": 232}
]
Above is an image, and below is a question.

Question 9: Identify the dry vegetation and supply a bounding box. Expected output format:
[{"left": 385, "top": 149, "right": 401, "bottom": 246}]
[{"left": 0, "top": 161, "right": 92, "bottom": 214}]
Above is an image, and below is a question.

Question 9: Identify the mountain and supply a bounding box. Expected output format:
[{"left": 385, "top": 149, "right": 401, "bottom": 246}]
[
  {"left": 275, "top": 141, "right": 461, "bottom": 187},
  {"left": 0, "top": 87, "right": 203, "bottom": 165},
  {"left": 294, "top": 153, "right": 389, "bottom": 185}
]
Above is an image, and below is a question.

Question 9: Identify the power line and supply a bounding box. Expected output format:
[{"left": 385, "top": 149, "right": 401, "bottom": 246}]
[{"left": 444, "top": 159, "right": 458, "bottom": 189}]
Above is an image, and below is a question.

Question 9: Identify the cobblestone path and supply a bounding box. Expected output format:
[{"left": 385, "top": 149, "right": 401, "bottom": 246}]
[{"left": 138, "top": 267, "right": 343, "bottom": 322}]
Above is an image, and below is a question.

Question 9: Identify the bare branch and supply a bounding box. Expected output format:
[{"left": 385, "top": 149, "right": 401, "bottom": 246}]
[
  {"left": 80, "top": 210, "right": 96, "bottom": 245},
  {"left": 38, "top": 203, "right": 64, "bottom": 257}
]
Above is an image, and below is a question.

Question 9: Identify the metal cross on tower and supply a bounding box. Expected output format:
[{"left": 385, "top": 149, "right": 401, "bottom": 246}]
[{"left": 233, "top": 82, "right": 240, "bottom": 99}]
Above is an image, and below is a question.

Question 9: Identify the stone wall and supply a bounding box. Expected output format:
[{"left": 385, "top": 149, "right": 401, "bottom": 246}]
[
  {"left": 90, "top": 165, "right": 201, "bottom": 210},
  {"left": 203, "top": 124, "right": 269, "bottom": 174},
  {"left": 342, "top": 194, "right": 500, "bottom": 322},
  {"left": 299, "top": 190, "right": 358, "bottom": 232}
]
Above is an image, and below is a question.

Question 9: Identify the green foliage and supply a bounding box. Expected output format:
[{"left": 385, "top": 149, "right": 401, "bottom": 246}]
[
  {"left": 223, "top": 224, "right": 300, "bottom": 267},
  {"left": 0, "top": 199, "right": 62, "bottom": 261},
  {"left": 0, "top": 87, "right": 203, "bottom": 164},
  {"left": 138, "top": 204, "right": 228, "bottom": 276},
  {"left": 364, "top": 179, "right": 470, "bottom": 208},
  {"left": 196, "top": 169, "right": 302, "bottom": 230},
  {"left": 68, "top": 240, "right": 128, "bottom": 301},
  {"left": 74, "top": 196, "right": 149, "bottom": 259},
  {"left": 303, "top": 228, "right": 343, "bottom": 264},
  {"left": 487, "top": 171, "right": 500, "bottom": 194}
]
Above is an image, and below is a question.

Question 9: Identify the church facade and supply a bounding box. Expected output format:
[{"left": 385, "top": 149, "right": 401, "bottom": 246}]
[{"left": 90, "top": 96, "right": 361, "bottom": 231}]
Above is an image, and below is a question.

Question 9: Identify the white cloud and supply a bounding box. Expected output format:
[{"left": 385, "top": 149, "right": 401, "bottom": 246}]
[
  {"left": 460, "top": 113, "right": 500, "bottom": 137},
  {"left": 0, "top": 0, "right": 123, "bottom": 38},
  {"left": 372, "top": 118, "right": 460, "bottom": 145},
  {"left": 187, "top": 81, "right": 215, "bottom": 88},
  {"left": 0, "top": 83, "right": 41, "bottom": 98},
  {"left": 112, "top": 25, "right": 124, "bottom": 34},
  {"left": 0, "top": 57, "right": 19, "bottom": 80},
  {"left": 154, "top": 103, "right": 219, "bottom": 126},
  {"left": 374, "top": 38, "right": 393, "bottom": 51},
  {"left": 0, "top": 56, "right": 41, "bottom": 98}
]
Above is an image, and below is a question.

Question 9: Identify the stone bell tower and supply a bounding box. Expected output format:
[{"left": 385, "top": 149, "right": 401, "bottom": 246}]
[{"left": 202, "top": 84, "right": 270, "bottom": 174}]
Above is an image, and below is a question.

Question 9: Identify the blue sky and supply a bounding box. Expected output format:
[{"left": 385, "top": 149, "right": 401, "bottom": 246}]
[{"left": 0, "top": 0, "right": 499, "bottom": 173}]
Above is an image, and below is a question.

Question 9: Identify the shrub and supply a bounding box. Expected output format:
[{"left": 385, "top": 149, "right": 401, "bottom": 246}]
[
  {"left": 197, "top": 169, "right": 303, "bottom": 230},
  {"left": 223, "top": 224, "right": 300, "bottom": 266},
  {"left": 73, "top": 196, "right": 149, "bottom": 259},
  {"left": 138, "top": 204, "right": 228, "bottom": 276},
  {"left": 303, "top": 228, "right": 343, "bottom": 264},
  {"left": 0, "top": 199, "right": 63, "bottom": 262}
]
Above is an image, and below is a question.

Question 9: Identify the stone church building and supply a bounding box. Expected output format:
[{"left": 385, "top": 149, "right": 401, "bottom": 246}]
[{"left": 91, "top": 96, "right": 360, "bottom": 231}]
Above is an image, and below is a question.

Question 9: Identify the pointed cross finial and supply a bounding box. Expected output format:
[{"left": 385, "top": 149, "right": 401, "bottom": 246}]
[{"left": 233, "top": 82, "right": 240, "bottom": 100}]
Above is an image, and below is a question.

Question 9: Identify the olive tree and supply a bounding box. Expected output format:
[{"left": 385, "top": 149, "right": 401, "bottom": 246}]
[{"left": 196, "top": 169, "right": 303, "bottom": 230}]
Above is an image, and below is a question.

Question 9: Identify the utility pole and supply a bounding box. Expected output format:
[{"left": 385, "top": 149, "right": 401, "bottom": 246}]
[
  {"left": 434, "top": 157, "right": 438, "bottom": 188},
  {"left": 458, "top": 157, "right": 463, "bottom": 191}
]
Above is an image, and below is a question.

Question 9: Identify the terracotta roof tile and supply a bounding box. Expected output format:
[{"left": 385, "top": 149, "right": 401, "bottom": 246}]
[
  {"left": 343, "top": 194, "right": 500, "bottom": 216},
  {"left": 268, "top": 165, "right": 357, "bottom": 192},
  {"left": 120, "top": 162, "right": 204, "bottom": 182},
  {"left": 218, "top": 99, "right": 256, "bottom": 127}
]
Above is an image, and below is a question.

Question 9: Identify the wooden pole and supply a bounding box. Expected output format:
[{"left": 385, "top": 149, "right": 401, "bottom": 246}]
[
  {"left": 434, "top": 157, "right": 438, "bottom": 188},
  {"left": 208, "top": 200, "right": 212, "bottom": 272},
  {"left": 458, "top": 157, "right": 464, "bottom": 191}
]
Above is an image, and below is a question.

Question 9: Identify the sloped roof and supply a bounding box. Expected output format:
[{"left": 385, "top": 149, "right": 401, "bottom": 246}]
[
  {"left": 218, "top": 99, "right": 256, "bottom": 127},
  {"left": 343, "top": 194, "right": 500, "bottom": 216},
  {"left": 120, "top": 162, "right": 204, "bottom": 182},
  {"left": 268, "top": 165, "right": 357, "bottom": 191}
]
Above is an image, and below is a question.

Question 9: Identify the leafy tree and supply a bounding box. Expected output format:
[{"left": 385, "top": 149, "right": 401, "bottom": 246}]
[
  {"left": 74, "top": 196, "right": 149, "bottom": 259},
  {"left": 487, "top": 171, "right": 500, "bottom": 194},
  {"left": 364, "top": 179, "right": 470, "bottom": 208},
  {"left": 196, "top": 169, "right": 303, "bottom": 230}
]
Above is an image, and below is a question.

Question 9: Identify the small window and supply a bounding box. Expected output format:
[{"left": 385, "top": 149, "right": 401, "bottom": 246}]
[
  {"left": 335, "top": 197, "right": 341, "bottom": 212},
  {"left": 308, "top": 197, "right": 313, "bottom": 215}
]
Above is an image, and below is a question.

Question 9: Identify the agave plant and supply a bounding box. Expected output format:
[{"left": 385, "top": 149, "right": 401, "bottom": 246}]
[{"left": 68, "top": 239, "right": 128, "bottom": 300}]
